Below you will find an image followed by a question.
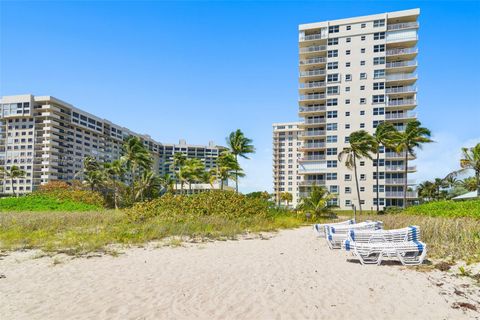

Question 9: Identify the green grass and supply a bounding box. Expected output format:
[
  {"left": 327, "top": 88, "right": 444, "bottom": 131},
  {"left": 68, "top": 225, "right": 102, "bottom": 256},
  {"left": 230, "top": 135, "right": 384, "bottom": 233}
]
[
  {"left": 403, "top": 200, "right": 480, "bottom": 218},
  {"left": 0, "top": 194, "right": 102, "bottom": 212}
]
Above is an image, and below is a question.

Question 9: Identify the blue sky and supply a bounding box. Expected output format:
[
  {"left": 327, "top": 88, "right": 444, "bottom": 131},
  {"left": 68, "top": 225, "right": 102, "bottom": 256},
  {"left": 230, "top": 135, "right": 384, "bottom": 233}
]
[{"left": 1, "top": 1, "right": 479, "bottom": 192}]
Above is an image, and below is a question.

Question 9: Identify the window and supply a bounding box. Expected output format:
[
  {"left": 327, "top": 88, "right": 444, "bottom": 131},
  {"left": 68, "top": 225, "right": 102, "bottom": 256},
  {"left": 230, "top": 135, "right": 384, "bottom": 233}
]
[
  {"left": 346, "top": 50, "right": 351, "bottom": 55},
  {"left": 326, "top": 135, "right": 337, "bottom": 143},
  {"left": 360, "top": 85, "right": 365, "bottom": 90},
  {"left": 329, "top": 25, "right": 339, "bottom": 33},
  {"left": 373, "top": 185, "right": 385, "bottom": 192},
  {"left": 360, "top": 123, "right": 365, "bottom": 128},
  {"left": 346, "top": 37, "right": 351, "bottom": 43},
  {"left": 326, "top": 148, "right": 337, "bottom": 155},
  {"left": 327, "top": 74, "right": 339, "bottom": 82},
  {"left": 374, "top": 69, "right": 385, "bottom": 79},
  {"left": 327, "top": 86, "right": 339, "bottom": 94},
  {"left": 345, "top": 99, "right": 350, "bottom": 104},
  {"left": 360, "top": 110, "right": 365, "bottom": 115},
  {"left": 373, "top": 107, "right": 385, "bottom": 115},
  {"left": 372, "top": 95, "right": 385, "bottom": 104},
  {"left": 373, "top": 57, "right": 385, "bottom": 65},
  {"left": 374, "top": 198, "right": 385, "bottom": 206},
  {"left": 345, "top": 74, "right": 352, "bottom": 81},
  {"left": 327, "top": 50, "right": 338, "bottom": 58},
  {"left": 360, "top": 98, "right": 366, "bottom": 104},
  {"left": 374, "top": 32, "right": 385, "bottom": 40},
  {"left": 327, "top": 110, "right": 338, "bottom": 118},
  {"left": 345, "top": 187, "right": 351, "bottom": 194},
  {"left": 329, "top": 185, "right": 338, "bottom": 193},
  {"left": 360, "top": 186, "right": 365, "bottom": 192},
  {"left": 328, "top": 38, "right": 338, "bottom": 45},
  {"left": 345, "top": 111, "right": 350, "bottom": 116},
  {"left": 346, "top": 25, "right": 351, "bottom": 30},
  {"left": 345, "top": 124, "right": 350, "bottom": 129},
  {"left": 344, "top": 136, "right": 350, "bottom": 143},
  {"left": 361, "top": 35, "right": 366, "bottom": 41},
  {"left": 361, "top": 48, "right": 365, "bottom": 53},
  {"left": 345, "top": 200, "right": 351, "bottom": 206},
  {"left": 360, "top": 73, "right": 367, "bottom": 79},
  {"left": 327, "top": 98, "right": 338, "bottom": 106},
  {"left": 345, "top": 87, "right": 350, "bottom": 92},
  {"left": 360, "top": 161, "right": 365, "bottom": 166},
  {"left": 360, "top": 60, "right": 365, "bottom": 66},
  {"left": 373, "top": 82, "right": 385, "bottom": 90},
  {"left": 345, "top": 62, "right": 351, "bottom": 67},
  {"left": 373, "top": 44, "right": 385, "bottom": 52},
  {"left": 326, "top": 123, "right": 337, "bottom": 131},
  {"left": 327, "top": 160, "right": 337, "bottom": 168},
  {"left": 360, "top": 174, "right": 366, "bottom": 181},
  {"left": 373, "top": 120, "right": 384, "bottom": 128},
  {"left": 361, "top": 23, "right": 366, "bottom": 28},
  {"left": 345, "top": 174, "right": 351, "bottom": 181},
  {"left": 327, "top": 62, "right": 338, "bottom": 70},
  {"left": 326, "top": 173, "right": 337, "bottom": 180},
  {"left": 373, "top": 19, "right": 385, "bottom": 27}
]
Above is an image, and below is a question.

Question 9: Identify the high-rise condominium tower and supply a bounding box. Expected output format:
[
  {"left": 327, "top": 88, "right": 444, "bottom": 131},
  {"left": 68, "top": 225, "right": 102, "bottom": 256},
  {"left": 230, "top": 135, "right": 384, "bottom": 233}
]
[{"left": 274, "top": 9, "right": 419, "bottom": 209}]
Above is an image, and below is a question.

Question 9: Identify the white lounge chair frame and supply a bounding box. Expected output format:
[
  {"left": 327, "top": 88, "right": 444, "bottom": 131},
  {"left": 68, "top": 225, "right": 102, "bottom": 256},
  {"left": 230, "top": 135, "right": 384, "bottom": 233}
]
[
  {"left": 313, "top": 219, "right": 355, "bottom": 237},
  {"left": 325, "top": 221, "right": 383, "bottom": 249}
]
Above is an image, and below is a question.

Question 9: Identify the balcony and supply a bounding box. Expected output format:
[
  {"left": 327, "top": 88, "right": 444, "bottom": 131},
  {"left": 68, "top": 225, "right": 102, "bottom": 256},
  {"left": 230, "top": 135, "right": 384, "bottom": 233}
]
[
  {"left": 386, "top": 60, "right": 417, "bottom": 73},
  {"left": 300, "top": 33, "right": 325, "bottom": 42},
  {"left": 299, "top": 106, "right": 326, "bottom": 115},
  {"left": 386, "top": 47, "right": 418, "bottom": 59},
  {"left": 300, "top": 119, "right": 326, "bottom": 128},
  {"left": 385, "top": 112, "right": 417, "bottom": 120},
  {"left": 385, "top": 73, "right": 417, "bottom": 82},
  {"left": 385, "top": 165, "right": 417, "bottom": 172},
  {"left": 299, "top": 45, "right": 327, "bottom": 54},
  {"left": 387, "top": 99, "right": 417, "bottom": 108},
  {"left": 300, "top": 69, "right": 326, "bottom": 79},
  {"left": 300, "top": 142, "right": 326, "bottom": 150},
  {"left": 299, "top": 57, "right": 327, "bottom": 67},
  {"left": 299, "top": 81, "right": 326, "bottom": 90},
  {"left": 384, "top": 151, "right": 415, "bottom": 159},
  {"left": 385, "top": 191, "right": 418, "bottom": 198},
  {"left": 300, "top": 155, "right": 326, "bottom": 161},
  {"left": 299, "top": 180, "right": 326, "bottom": 187},
  {"left": 299, "top": 130, "right": 326, "bottom": 139},
  {"left": 299, "top": 93, "right": 326, "bottom": 102},
  {"left": 387, "top": 22, "right": 419, "bottom": 31},
  {"left": 384, "top": 178, "right": 416, "bottom": 185},
  {"left": 386, "top": 86, "right": 416, "bottom": 95}
]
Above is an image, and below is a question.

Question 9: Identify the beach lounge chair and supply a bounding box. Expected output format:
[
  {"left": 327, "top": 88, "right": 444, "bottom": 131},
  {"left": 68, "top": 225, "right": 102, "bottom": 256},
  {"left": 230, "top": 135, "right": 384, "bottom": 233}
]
[
  {"left": 313, "top": 219, "right": 355, "bottom": 237},
  {"left": 325, "top": 221, "right": 383, "bottom": 249},
  {"left": 342, "top": 226, "right": 427, "bottom": 266}
]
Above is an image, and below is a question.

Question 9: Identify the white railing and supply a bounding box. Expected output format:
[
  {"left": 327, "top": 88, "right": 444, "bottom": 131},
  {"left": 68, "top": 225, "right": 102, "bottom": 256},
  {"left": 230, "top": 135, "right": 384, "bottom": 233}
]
[
  {"left": 302, "top": 142, "right": 326, "bottom": 149},
  {"left": 299, "top": 57, "right": 327, "bottom": 65},
  {"left": 300, "top": 69, "right": 326, "bottom": 77},
  {"left": 387, "top": 22, "right": 419, "bottom": 31},
  {"left": 299, "top": 94, "right": 326, "bottom": 101},
  {"left": 301, "top": 130, "right": 326, "bottom": 137},
  {"left": 299, "top": 180, "right": 326, "bottom": 186},
  {"left": 300, "top": 155, "right": 326, "bottom": 161},
  {"left": 387, "top": 99, "right": 416, "bottom": 107},
  {"left": 386, "top": 61, "right": 417, "bottom": 68},
  {"left": 385, "top": 191, "right": 418, "bottom": 198},
  {"left": 385, "top": 165, "right": 417, "bottom": 171},
  {"left": 304, "top": 118, "right": 326, "bottom": 125},
  {"left": 386, "top": 86, "right": 416, "bottom": 94},
  {"left": 384, "top": 178, "right": 416, "bottom": 185},
  {"left": 385, "top": 112, "right": 416, "bottom": 120},
  {"left": 299, "top": 82, "right": 325, "bottom": 89},
  {"left": 385, "top": 151, "right": 408, "bottom": 158},
  {"left": 386, "top": 47, "right": 418, "bottom": 56},
  {"left": 385, "top": 73, "right": 417, "bottom": 81},
  {"left": 299, "top": 45, "right": 327, "bottom": 53},
  {"left": 299, "top": 106, "right": 326, "bottom": 113},
  {"left": 300, "top": 33, "right": 324, "bottom": 41}
]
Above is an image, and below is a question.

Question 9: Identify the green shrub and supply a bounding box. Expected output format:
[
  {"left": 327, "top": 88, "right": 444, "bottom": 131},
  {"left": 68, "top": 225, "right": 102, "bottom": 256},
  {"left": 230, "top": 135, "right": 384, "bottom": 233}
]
[
  {"left": 35, "top": 181, "right": 105, "bottom": 207},
  {"left": 405, "top": 200, "right": 480, "bottom": 218},
  {"left": 0, "top": 194, "right": 101, "bottom": 212}
]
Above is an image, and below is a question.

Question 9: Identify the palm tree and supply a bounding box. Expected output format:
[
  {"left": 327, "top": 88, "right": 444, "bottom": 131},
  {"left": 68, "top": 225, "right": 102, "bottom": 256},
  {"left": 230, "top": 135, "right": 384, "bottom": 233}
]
[
  {"left": 83, "top": 169, "right": 104, "bottom": 192},
  {"left": 226, "top": 129, "right": 255, "bottom": 193},
  {"left": 372, "top": 122, "right": 398, "bottom": 213},
  {"left": 183, "top": 158, "right": 206, "bottom": 193},
  {"left": 443, "top": 174, "right": 459, "bottom": 190},
  {"left": 417, "top": 180, "right": 436, "bottom": 202},
  {"left": 0, "top": 165, "right": 26, "bottom": 197},
  {"left": 460, "top": 176, "right": 478, "bottom": 192},
  {"left": 216, "top": 151, "right": 243, "bottom": 190},
  {"left": 338, "top": 130, "right": 377, "bottom": 214},
  {"left": 135, "top": 170, "right": 161, "bottom": 201},
  {"left": 394, "top": 120, "right": 433, "bottom": 208},
  {"left": 159, "top": 173, "right": 175, "bottom": 194},
  {"left": 280, "top": 192, "right": 293, "bottom": 208},
  {"left": 451, "top": 143, "right": 480, "bottom": 197},
  {"left": 121, "top": 136, "right": 153, "bottom": 201},
  {"left": 172, "top": 152, "right": 187, "bottom": 194},
  {"left": 104, "top": 159, "right": 126, "bottom": 209},
  {"left": 298, "top": 185, "right": 336, "bottom": 218}
]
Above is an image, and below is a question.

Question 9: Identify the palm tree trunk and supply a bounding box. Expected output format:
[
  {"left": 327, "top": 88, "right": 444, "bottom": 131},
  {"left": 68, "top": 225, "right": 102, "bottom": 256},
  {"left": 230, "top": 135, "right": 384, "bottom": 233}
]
[
  {"left": 220, "top": 179, "right": 224, "bottom": 190},
  {"left": 114, "top": 180, "right": 118, "bottom": 210},
  {"left": 403, "top": 152, "right": 408, "bottom": 209},
  {"left": 476, "top": 170, "right": 480, "bottom": 197},
  {"left": 131, "top": 166, "right": 136, "bottom": 202},
  {"left": 235, "top": 154, "right": 239, "bottom": 194},
  {"left": 353, "top": 154, "right": 362, "bottom": 214},
  {"left": 10, "top": 179, "right": 15, "bottom": 197},
  {"left": 375, "top": 151, "right": 380, "bottom": 213}
]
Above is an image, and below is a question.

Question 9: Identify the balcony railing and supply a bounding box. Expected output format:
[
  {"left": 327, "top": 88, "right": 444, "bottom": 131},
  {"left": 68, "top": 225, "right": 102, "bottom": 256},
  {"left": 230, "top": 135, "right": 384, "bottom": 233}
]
[
  {"left": 384, "top": 151, "right": 414, "bottom": 159},
  {"left": 303, "top": 118, "right": 326, "bottom": 125},
  {"left": 387, "top": 99, "right": 416, "bottom": 107},
  {"left": 385, "top": 73, "right": 417, "bottom": 81},
  {"left": 299, "top": 81, "right": 326, "bottom": 89},
  {"left": 300, "top": 45, "right": 327, "bottom": 54},
  {"left": 300, "top": 69, "right": 326, "bottom": 77},
  {"left": 385, "top": 112, "right": 416, "bottom": 120},
  {"left": 300, "top": 155, "right": 326, "bottom": 161},
  {"left": 386, "top": 86, "right": 416, "bottom": 94},
  {"left": 386, "top": 47, "right": 418, "bottom": 56},
  {"left": 385, "top": 191, "right": 418, "bottom": 198},
  {"left": 387, "top": 22, "right": 419, "bottom": 31},
  {"left": 384, "top": 178, "right": 416, "bottom": 185},
  {"left": 386, "top": 61, "right": 417, "bottom": 68},
  {"left": 300, "top": 33, "right": 324, "bottom": 41},
  {"left": 301, "top": 130, "right": 326, "bottom": 137},
  {"left": 385, "top": 165, "right": 417, "bottom": 171},
  {"left": 299, "top": 57, "right": 327, "bottom": 66},
  {"left": 299, "top": 94, "right": 326, "bottom": 101},
  {"left": 299, "top": 180, "right": 326, "bottom": 186},
  {"left": 302, "top": 142, "right": 326, "bottom": 149},
  {"left": 299, "top": 106, "right": 326, "bottom": 113}
]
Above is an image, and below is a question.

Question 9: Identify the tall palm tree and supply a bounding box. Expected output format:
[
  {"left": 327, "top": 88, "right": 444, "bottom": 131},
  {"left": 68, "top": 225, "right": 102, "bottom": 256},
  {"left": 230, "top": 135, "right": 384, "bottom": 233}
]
[
  {"left": 460, "top": 176, "right": 478, "bottom": 192},
  {"left": 394, "top": 120, "right": 433, "bottom": 208},
  {"left": 298, "top": 185, "right": 336, "bottom": 218},
  {"left": 216, "top": 151, "right": 243, "bottom": 190},
  {"left": 183, "top": 158, "right": 206, "bottom": 193},
  {"left": 104, "top": 159, "right": 126, "bottom": 209},
  {"left": 0, "top": 165, "right": 26, "bottom": 197},
  {"left": 172, "top": 152, "right": 187, "bottom": 194},
  {"left": 226, "top": 129, "right": 255, "bottom": 193},
  {"left": 159, "top": 173, "right": 175, "bottom": 194},
  {"left": 417, "top": 180, "right": 436, "bottom": 202},
  {"left": 280, "top": 192, "right": 293, "bottom": 207},
  {"left": 338, "top": 130, "right": 377, "bottom": 214},
  {"left": 452, "top": 143, "right": 480, "bottom": 197},
  {"left": 121, "top": 136, "right": 153, "bottom": 201},
  {"left": 135, "top": 170, "right": 161, "bottom": 201},
  {"left": 372, "top": 122, "right": 398, "bottom": 213}
]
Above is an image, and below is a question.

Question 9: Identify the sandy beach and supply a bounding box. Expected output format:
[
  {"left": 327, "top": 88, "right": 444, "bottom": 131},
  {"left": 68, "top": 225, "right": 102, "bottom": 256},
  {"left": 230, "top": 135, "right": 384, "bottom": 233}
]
[{"left": 1, "top": 227, "right": 478, "bottom": 320}]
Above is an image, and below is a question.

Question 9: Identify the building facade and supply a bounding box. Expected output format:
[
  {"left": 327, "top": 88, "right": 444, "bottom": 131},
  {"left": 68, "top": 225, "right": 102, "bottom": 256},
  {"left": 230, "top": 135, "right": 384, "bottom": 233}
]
[
  {"left": 0, "top": 94, "right": 224, "bottom": 195},
  {"left": 274, "top": 9, "right": 420, "bottom": 210}
]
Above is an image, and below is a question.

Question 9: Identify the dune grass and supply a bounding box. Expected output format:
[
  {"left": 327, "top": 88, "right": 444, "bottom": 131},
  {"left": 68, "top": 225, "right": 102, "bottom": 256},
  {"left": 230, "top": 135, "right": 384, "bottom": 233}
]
[
  {"left": 0, "top": 194, "right": 101, "bottom": 212},
  {"left": 404, "top": 199, "right": 480, "bottom": 218}
]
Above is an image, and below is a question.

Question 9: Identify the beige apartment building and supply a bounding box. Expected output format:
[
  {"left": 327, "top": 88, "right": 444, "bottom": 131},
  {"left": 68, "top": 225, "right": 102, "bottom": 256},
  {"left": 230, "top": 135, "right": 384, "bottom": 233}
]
[
  {"left": 0, "top": 94, "right": 224, "bottom": 195},
  {"left": 274, "top": 9, "right": 419, "bottom": 210}
]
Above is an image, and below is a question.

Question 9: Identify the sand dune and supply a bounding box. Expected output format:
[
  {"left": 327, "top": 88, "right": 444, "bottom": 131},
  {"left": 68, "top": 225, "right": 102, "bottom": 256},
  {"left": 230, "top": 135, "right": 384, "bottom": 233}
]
[{"left": 0, "top": 227, "right": 478, "bottom": 319}]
